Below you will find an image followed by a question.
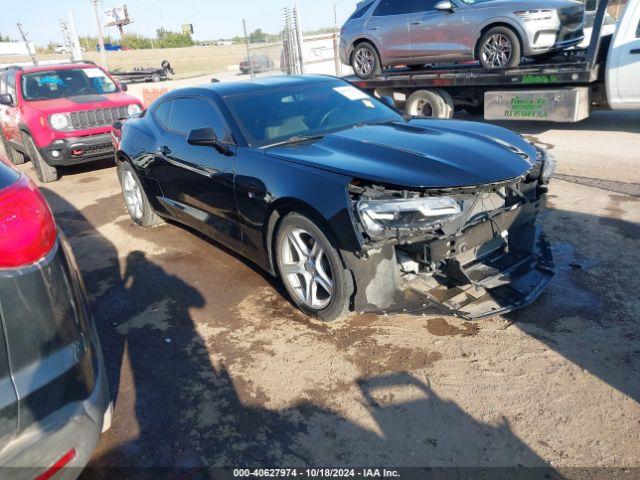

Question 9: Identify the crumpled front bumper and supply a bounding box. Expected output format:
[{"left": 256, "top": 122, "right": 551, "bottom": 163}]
[{"left": 344, "top": 206, "right": 554, "bottom": 320}]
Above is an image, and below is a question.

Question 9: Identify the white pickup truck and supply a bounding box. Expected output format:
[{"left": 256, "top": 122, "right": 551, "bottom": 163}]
[{"left": 348, "top": 0, "right": 640, "bottom": 122}]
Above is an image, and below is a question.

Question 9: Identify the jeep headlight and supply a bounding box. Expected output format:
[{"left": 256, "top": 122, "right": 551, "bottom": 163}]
[
  {"left": 127, "top": 104, "right": 142, "bottom": 116},
  {"left": 357, "top": 196, "right": 462, "bottom": 239},
  {"left": 515, "top": 9, "right": 554, "bottom": 21},
  {"left": 49, "top": 113, "right": 71, "bottom": 131}
]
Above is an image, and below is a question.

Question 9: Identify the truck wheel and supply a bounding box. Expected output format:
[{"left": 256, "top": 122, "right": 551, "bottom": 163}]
[
  {"left": 117, "top": 161, "right": 161, "bottom": 227},
  {"left": 275, "top": 213, "right": 353, "bottom": 322},
  {"left": 351, "top": 42, "right": 382, "bottom": 79},
  {"left": 406, "top": 89, "right": 454, "bottom": 119},
  {"left": 22, "top": 133, "right": 59, "bottom": 183},
  {"left": 1, "top": 131, "right": 25, "bottom": 165},
  {"left": 478, "top": 26, "right": 521, "bottom": 69}
]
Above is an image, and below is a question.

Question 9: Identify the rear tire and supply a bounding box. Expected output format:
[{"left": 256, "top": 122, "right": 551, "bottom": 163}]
[
  {"left": 351, "top": 42, "right": 382, "bottom": 79},
  {"left": 477, "top": 26, "right": 521, "bottom": 69},
  {"left": 117, "top": 161, "right": 162, "bottom": 227},
  {"left": 405, "top": 89, "right": 454, "bottom": 119},
  {"left": 22, "top": 132, "right": 59, "bottom": 183},
  {"left": 275, "top": 213, "right": 353, "bottom": 322},
  {"left": 1, "top": 131, "right": 25, "bottom": 165}
]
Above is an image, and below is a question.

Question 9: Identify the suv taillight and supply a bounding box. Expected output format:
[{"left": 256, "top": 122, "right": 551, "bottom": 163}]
[{"left": 0, "top": 176, "right": 57, "bottom": 268}]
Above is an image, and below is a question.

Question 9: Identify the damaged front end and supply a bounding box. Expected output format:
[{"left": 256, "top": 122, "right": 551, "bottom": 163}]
[{"left": 345, "top": 148, "right": 555, "bottom": 319}]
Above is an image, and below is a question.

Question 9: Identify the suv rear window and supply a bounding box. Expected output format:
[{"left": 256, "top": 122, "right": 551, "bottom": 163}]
[
  {"left": 348, "top": 1, "right": 374, "bottom": 20},
  {"left": 20, "top": 67, "right": 117, "bottom": 101}
]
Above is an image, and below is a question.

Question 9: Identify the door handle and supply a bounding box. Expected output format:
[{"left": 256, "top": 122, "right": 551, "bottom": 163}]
[
  {"left": 411, "top": 21, "right": 422, "bottom": 25},
  {"left": 369, "top": 26, "right": 379, "bottom": 31},
  {"left": 631, "top": 49, "right": 640, "bottom": 55},
  {"left": 157, "top": 145, "right": 171, "bottom": 155}
]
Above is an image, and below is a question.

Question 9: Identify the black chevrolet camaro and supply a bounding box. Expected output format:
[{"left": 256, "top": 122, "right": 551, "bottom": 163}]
[{"left": 115, "top": 75, "right": 555, "bottom": 321}]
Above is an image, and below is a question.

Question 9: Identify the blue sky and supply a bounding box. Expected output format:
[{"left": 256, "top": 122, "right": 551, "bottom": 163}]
[{"left": 1, "top": 0, "right": 358, "bottom": 45}]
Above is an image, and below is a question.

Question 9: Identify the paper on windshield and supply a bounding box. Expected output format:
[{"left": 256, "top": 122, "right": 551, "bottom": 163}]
[
  {"left": 84, "top": 68, "right": 106, "bottom": 78},
  {"left": 333, "top": 86, "right": 369, "bottom": 101}
]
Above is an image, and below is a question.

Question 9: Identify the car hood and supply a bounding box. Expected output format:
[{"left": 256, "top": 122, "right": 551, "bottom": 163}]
[
  {"left": 265, "top": 119, "right": 537, "bottom": 189},
  {"left": 25, "top": 92, "right": 140, "bottom": 115},
  {"left": 466, "top": 0, "right": 582, "bottom": 9}
]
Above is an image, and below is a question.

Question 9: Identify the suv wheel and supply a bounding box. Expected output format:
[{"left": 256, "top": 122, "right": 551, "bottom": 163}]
[
  {"left": 351, "top": 42, "right": 382, "bottom": 79},
  {"left": 118, "top": 161, "right": 161, "bottom": 227},
  {"left": 22, "top": 133, "right": 59, "bottom": 183},
  {"left": 1, "top": 131, "right": 25, "bottom": 165},
  {"left": 478, "top": 26, "right": 521, "bottom": 69},
  {"left": 275, "top": 213, "right": 353, "bottom": 322}
]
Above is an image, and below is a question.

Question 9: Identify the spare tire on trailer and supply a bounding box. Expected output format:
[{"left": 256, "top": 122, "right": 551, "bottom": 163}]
[{"left": 405, "top": 89, "right": 454, "bottom": 119}]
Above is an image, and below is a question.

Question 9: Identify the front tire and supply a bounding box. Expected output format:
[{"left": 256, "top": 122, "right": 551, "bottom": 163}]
[
  {"left": 275, "top": 213, "right": 353, "bottom": 322},
  {"left": 1, "top": 130, "right": 25, "bottom": 165},
  {"left": 351, "top": 42, "right": 382, "bottom": 79},
  {"left": 22, "top": 132, "right": 59, "bottom": 183},
  {"left": 477, "top": 26, "right": 521, "bottom": 69},
  {"left": 117, "top": 161, "right": 161, "bottom": 227}
]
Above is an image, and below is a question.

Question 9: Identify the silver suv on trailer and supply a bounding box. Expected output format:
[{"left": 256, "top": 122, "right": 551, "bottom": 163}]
[{"left": 340, "top": 0, "right": 585, "bottom": 78}]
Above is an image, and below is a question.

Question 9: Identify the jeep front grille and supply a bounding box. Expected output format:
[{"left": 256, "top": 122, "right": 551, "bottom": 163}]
[{"left": 69, "top": 107, "right": 128, "bottom": 130}]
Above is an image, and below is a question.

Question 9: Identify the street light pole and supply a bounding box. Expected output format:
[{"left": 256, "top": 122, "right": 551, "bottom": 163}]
[{"left": 91, "top": 0, "right": 108, "bottom": 69}]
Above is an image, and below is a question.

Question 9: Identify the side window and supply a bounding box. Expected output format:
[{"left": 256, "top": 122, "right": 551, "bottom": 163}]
[
  {"left": 373, "top": 0, "right": 410, "bottom": 16},
  {"left": 6, "top": 73, "right": 16, "bottom": 100},
  {"left": 153, "top": 100, "right": 173, "bottom": 129},
  {"left": 349, "top": 1, "right": 373, "bottom": 20},
  {"left": 169, "top": 97, "right": 229, "bottom": 141},
  {"left": 409, "top": 0, "right": 440, "bottom": 13}
]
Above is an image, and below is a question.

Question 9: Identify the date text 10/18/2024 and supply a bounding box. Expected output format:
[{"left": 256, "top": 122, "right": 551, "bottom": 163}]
[{"left": 233, "top": 469, "right": 401, "bottom": 478}]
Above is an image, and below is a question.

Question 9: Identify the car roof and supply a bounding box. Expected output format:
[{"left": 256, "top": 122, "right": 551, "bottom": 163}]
[
  {"left": 167, "top": 75, "right": 342, "bottom": 98},
  {"left": 3, "top": 63, "right": 100, "bottom": 74}
]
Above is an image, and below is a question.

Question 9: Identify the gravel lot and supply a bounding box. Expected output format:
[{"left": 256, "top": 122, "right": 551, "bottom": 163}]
[{"left": 4, "top": 106, "right": 640, "bottom": 477}]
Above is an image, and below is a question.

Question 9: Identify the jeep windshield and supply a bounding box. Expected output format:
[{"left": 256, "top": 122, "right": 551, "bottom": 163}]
[
  {"left": 21, "top": 67, "right": 118, "bottom": 101},
  {"left": 224, "top": 81, "right": 403, "bottom": 148}
]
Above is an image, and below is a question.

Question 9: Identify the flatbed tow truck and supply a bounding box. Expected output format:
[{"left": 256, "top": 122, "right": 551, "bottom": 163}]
[{"left": 347, "top": 0, "right": 640, "bottom": 122}]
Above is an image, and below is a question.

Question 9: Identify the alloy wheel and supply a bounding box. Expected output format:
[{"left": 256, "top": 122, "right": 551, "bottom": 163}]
[
  {"left": 123, "top": 170, "right": 144, "bottom": 221},
  {"left": 280, "top": 227, "right": 334, "bottom": 310},
  {"left": 481, "top": 34, "right": 513, "bottom": 68},
  {"left": 354, "top": 47, "right": 375, "bottom": 78}
]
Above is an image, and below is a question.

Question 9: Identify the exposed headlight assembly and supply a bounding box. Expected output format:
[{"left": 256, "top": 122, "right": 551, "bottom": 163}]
[
  {"left": 127, "top": 104, "right": 142, "bottom": 116},
  {"left": 515, "top": 9, "right": 554, "bottom": 21},
  {"left": 49, "top": 113, "right": 72, "bottom": 131},
  {"left": 357, "top": 196, "right": 462, "bottom": 239}
]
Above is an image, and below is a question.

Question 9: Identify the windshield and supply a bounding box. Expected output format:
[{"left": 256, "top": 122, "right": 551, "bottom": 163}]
[
  {"left": 21, "top": 67, "right": 118, "bottom": 101},
  {"left": 224, "top": 81, "right": 403, "bottom": 147},
  {"left": 460, "top": 0, "right": 502, "bottom": 4}
]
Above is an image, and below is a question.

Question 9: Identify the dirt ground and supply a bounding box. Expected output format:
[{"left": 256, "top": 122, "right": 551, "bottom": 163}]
[{"left": 5, "top": 108, "right": 640, "bottom": 477}]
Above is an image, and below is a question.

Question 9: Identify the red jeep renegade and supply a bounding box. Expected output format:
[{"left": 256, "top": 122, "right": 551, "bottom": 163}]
[{"left": 0, "top": 61, "right": 143, "bottom": 182}]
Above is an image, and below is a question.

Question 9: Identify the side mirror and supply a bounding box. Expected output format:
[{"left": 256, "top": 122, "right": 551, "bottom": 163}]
[
  {"left": 187, "top": 127, "right": 232, "bottom": 155},
  {"left": 120, "top": 82, "right": 128, "bottom": 92},
  {"left": 0, "top": 93, "right": 14, "bottom": 106},
  {"left": 379, "top": 96, "right": 396, "bottom": 108},
  {"left": 435, "top": 0, "right": 454, "bottom": 11}
]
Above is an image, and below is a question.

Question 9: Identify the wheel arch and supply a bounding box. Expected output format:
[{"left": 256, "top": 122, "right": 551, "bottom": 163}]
[
  {"left": 264, "top": 198, "right": 347, "bottom": 277},
  {"left": 349, "top": 37, "right": 383, "bottom": 64}
]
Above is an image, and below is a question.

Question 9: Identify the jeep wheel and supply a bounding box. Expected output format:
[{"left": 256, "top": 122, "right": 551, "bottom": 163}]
[
  {"left": 22, "top": 133, "right": 59, "bottom": 183},
  {"left": 276, "top": 213, "right": 353, "bottom": 322},
  {"left": 1, "top": 131, "right": 25, "bottom": 165}
]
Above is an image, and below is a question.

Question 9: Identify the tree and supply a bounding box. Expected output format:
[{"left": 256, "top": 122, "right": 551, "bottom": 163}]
[{"left": 155, "top": 28, "right": 194, "bottom": 48}]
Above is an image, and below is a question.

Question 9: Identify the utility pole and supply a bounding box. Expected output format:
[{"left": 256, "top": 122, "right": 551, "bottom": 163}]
[
  {"left": 242, "top": 19, "right": 255, "bottom": 79},
  {"left": 16, "top": 23, "right": 37, "bottom": 65},
  {"left": 293, "top": 4, "right": 304, "bottom": 74},
  {"left": 333, "top": 2, "right": 341, "bottom": 76},
  {"left": 91, "top": 0, "right": 108, "bottom": 69},
  {"left": 69, "top": 12, "right": 84, "bottom": 61}
]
